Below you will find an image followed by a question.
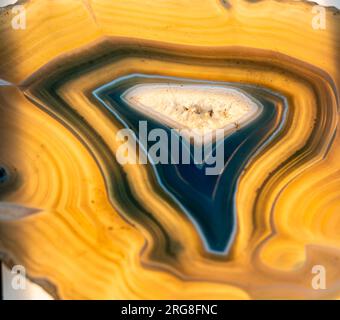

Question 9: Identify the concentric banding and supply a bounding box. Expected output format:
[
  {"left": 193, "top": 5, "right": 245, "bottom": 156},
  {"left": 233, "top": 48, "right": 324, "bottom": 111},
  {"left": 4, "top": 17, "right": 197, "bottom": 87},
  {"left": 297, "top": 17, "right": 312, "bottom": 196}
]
[{"left": 0, "top": 0, "right": 339, "bottom": 300}]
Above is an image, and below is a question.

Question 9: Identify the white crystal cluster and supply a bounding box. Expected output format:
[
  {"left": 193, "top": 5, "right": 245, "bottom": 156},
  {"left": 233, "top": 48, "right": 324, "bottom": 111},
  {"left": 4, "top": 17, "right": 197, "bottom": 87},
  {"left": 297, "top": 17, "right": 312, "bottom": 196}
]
[{"left": 123, "top": 83, "right": 261, "bottom": 137}]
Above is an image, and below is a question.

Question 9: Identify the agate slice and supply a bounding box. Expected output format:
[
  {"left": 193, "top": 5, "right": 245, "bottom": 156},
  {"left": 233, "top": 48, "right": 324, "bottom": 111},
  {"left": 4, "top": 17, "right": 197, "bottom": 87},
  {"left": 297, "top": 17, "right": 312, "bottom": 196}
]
[{"left": 0, "top": 0, "right": 339, "bottom": 300}]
